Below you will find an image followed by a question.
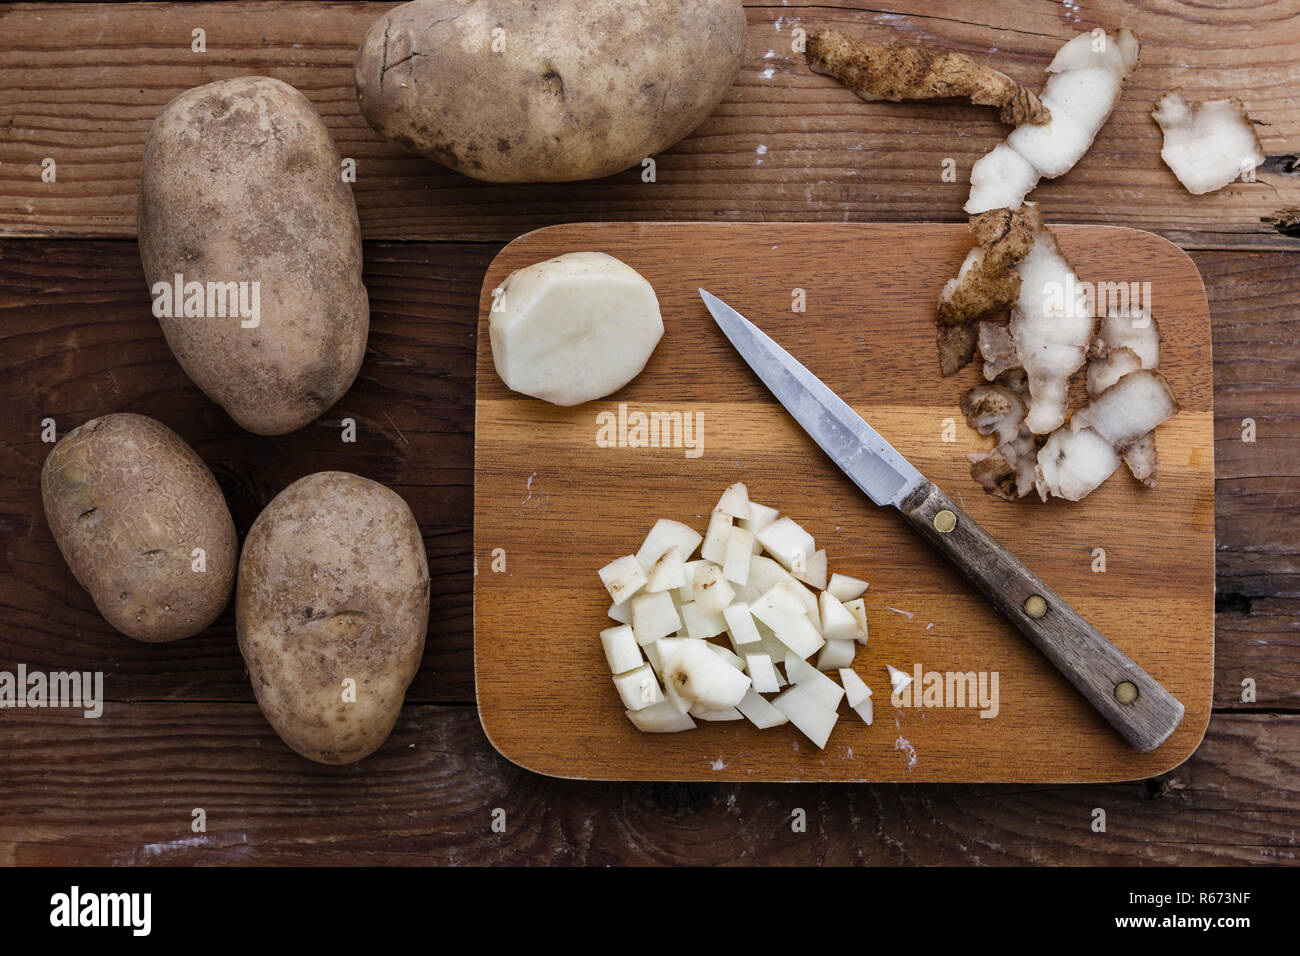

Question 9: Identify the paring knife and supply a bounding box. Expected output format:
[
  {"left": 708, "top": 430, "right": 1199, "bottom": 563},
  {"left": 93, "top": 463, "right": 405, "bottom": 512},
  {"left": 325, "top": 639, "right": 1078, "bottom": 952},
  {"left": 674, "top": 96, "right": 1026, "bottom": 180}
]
[{"left": 698, "top": 288, "right": 1185, "bottom": 753}]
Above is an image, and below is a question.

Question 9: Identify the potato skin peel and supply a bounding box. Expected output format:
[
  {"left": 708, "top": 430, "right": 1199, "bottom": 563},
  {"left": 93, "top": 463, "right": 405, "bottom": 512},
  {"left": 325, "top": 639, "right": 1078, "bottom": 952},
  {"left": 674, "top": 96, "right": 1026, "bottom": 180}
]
[
  {"left": 943, "top": 206, "right": 1181, "bottom": 502},
  {"left": 237, "top": 472, "right": 430, "bottom": 765},
  {"left": 138, "top": 76, "right": 369, "bottom": 436},
  {"left": 1151, "top": 89, "right": 1265, "bottom": 195},
  {"left": 806, "top": 29, "right": 1049, "bottom": 126},
  {"left": 355, "top": 0, "right": 747, "bottom": 182},
  {"left": 935, "top": 206, "right": 1036, "bottom": 375},
  {"left": 41, "top": 413, "right": 237, "bottom": 642}
]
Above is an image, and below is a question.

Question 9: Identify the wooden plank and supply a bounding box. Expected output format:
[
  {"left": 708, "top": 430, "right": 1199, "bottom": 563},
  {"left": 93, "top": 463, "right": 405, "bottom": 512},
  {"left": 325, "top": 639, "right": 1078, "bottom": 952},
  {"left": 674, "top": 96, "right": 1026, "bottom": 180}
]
[
  {"left": 1, "top": 2, "right": 1297, "bottom": 248},
  {"left": 2, "top": 240, "right": 1296, "bottom": 710},
  {"left": 473, "top": 222, "right": 1215, "bottom": 782},
  {"left": 0, "top": 704, "right": 1294, "bottom": 865},
  {"left": 1192, "top": 249, "right": 1300, "bottom": 709}
]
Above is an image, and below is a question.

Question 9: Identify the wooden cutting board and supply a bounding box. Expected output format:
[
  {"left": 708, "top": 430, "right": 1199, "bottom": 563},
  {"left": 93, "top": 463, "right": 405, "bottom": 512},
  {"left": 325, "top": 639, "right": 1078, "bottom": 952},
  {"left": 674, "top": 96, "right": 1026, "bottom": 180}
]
[{"left": 473, "top": 222, "right": 1214, "bottom": 783}]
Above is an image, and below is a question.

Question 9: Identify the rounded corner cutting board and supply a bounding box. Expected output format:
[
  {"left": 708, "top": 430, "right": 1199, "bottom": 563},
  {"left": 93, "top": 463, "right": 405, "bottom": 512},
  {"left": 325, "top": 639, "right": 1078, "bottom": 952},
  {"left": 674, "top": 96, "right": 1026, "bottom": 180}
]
[{"left": 473, "top": 222, "right": 1215, "bottom": 784}]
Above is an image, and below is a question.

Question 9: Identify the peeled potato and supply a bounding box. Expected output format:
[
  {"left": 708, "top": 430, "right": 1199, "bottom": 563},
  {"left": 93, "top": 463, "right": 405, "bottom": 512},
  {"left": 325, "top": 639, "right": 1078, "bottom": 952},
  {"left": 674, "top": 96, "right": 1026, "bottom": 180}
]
[{"left": 489, "top": 252, "right": 663, "bottom": 406}]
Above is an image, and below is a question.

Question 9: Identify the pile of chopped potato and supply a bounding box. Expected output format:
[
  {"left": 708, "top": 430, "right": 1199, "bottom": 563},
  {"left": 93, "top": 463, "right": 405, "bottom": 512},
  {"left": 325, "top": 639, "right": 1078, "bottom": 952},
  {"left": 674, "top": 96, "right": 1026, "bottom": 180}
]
[{"left": 597, "top": 483, "right": 874, "bottom": 749}]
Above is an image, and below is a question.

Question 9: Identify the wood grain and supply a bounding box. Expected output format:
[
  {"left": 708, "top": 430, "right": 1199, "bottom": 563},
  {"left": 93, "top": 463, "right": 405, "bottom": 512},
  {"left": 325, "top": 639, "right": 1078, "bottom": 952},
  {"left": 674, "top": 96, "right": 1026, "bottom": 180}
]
[
  {"left": 1, "top": 239, "right": 1292, "bottom": 711},
  {"left": 1, "top": 1, "right": 1297, "bottom": 248},
  {"left": 473, "top": 222, "right": 1215, "bottom": 782},
  {"left": 0, "top": 0, "right": 1296, "bottom": 866},
  {"left": 0, "top": 234, "right": 1292, "bottom": 860},
  {"left": 898, "top": 481, "right": 1186, "bottom": 752},
  {"left": 1194, "top": 249, "right": 1300, "bottom": 710},
  {"left": 0, "top": 704, "right": 1294, "bottom": 865}
]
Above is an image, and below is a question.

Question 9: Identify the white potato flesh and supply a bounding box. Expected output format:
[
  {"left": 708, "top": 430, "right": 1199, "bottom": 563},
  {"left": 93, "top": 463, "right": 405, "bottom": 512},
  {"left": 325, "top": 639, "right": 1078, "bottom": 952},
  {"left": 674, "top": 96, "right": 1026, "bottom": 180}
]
[
  {"left": 678, "top": 559, "right": 706, "bottom": 601},
  {"left": 705, "top": 641, "right": 746, "bottom": 670},
  {"left": 1011, "top": 220, "right": 1094, "bottom": 434},
  {"left": 751, "top": 584, "right": 823, "bottom": 657},
  {"left": 1153, "top": 91, "right": 1265, "bottom": 195},
  {"left": 773, "top": 616, "right": 825, "bottom": 659},
  {"left": 1047, "top": 27, "right": 1139, "bottom": 75},
  {"left": 1097, "top": 311, "right": 1160, "bottom": 369},
  {"left": 659, "top": 638, "right": 751, "bottom": 710},
  {"left": 600, "top": 624, "right": 643, "bottom": 675},
  {"left": 489, "top": 252, "right": 663, "bottom": 406},
  {"left": 598, "top": 554, "right": 647, "bottom": 604},
  {"left": 635, "top": 519, "right": 703, "bottom": 571},
  {"left": 1035, "top": 426, "right": 1121, "bottom": 502},
  {"left": 818, "top": 591, "right": 863, "bottom": 641},
  {"left": 722, "top": 602, "right": 762, "bottom": 646},
  {"left": 690, "top": 705, "right": 744, "bottom": 721},
  {"left": 643, "top": 639, "right": 664, "bottom": 677},
  {"left": 827, "top": 572, "right": 868, "bottom": 602},
  {"left": 784, "top": 578, "right": 822, "bottom": 626},
  {"left": 839, "top": 668, "right": 872, "bottom": 709},
  {"left": 745, "top": 653, "right": 781, "bottom": 694},
  {"left": 772, "top": 684, "right": 839, "bottom": 750},
  {"left": 966, "top": 28, "right": 1138, "bottom": 211},
  {"left": 681, "top": 600, "right": 728, "bottom": 640},
  {"left": 746, "top": 554, "right": 794, "bottom": 597},
  {"left": 887, "top": 663, "right": 914, "bottom": 698},
  {"left": 627, "top": 699, "right": 696, "bottom": 733},
  {"left": 1008, "top": 67, "right": 1123, "bottom": 177},
  {"left": 715, "top": 482, "right": 752, "bottom": 519},
  {"left": 792, "top": 547, "right": 828, "bottom": 590},
  {"left": 692, "top": 562, "right": 735, "bottom": 617},
  {"left": 605, "top": 484, "right": 889, "bottom": 746},
  {"left": 646, "top": 545, "right": 686, "bottom": 593},
  {"left": 1071, "top": 369, "right": 1179, "bottom": 449},
  {"left": 613, "top": 664, "right": 664, "bottom": 711},
  {"left": 853, "top": 698, "right": 874, "bottom": 726},
  {"left": 1086, "top": 346, "right": 1143, "bottom": 398},
  {"left": 965, "top": 142, "right": 1041, "bottom": 214},
  {"left": 843, "top": 598, "right": 870, "bottom": 643},
  {"left": 631, "top": 590, "right": 681, "bottom": 645},
  {"left": 757, "top": 517, "right": 816, "bottom": 572},
  {"left": 785, "top": 653, "right": 846, "bottom": 711},
  {"left": 750, "top": 582, "right": 807, "bottom": 632},
  {"left": 738, "top": 501, "right": 780, "bottom": 540},
  {"left": 816, "top": 637, "right": 857, "bottom": 672},
  {"left": 722, "top": 526, "right": 755, "bottom": 586},
  {"left": 736, "top": 687, "right": 789, "bottom": 729},
  {"left": 607, "top": 600, "right": 631, "bottom": 625},
  {"left": 701, "top": 511, "right": 733, "bottom": 564},
  {"left": 756, "top": 622, "right": 789, "bottom": 664}
]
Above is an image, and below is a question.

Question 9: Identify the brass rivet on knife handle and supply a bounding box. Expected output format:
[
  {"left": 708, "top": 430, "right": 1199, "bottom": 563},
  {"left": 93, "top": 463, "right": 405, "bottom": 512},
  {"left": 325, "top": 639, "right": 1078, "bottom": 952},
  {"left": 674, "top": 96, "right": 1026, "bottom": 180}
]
[
  {"left": 933, "top": 509, "right": 957, "bottom": 533},
  {"left": 899, "top": 480, "right": 1185, "bottom": 753}
]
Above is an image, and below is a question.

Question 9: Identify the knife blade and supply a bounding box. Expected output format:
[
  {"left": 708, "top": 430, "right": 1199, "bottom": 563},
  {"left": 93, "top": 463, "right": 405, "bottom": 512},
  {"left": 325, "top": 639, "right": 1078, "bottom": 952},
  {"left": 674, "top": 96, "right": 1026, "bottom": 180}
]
[{"left": 699, "top": 288, "right": 1185, "bottom": 753}]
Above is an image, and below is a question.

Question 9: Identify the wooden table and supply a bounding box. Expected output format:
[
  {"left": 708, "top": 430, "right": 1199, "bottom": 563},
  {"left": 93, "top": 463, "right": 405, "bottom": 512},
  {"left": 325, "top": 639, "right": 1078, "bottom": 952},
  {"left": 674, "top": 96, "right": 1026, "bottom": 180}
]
[{"left": 1, "top": 1, "right": 1296, "bottom": 865}]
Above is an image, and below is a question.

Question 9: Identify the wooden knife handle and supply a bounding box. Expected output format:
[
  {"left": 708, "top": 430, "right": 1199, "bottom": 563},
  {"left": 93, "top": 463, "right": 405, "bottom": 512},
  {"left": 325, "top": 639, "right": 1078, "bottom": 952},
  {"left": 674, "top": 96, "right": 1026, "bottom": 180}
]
[{"left": 898, "top": 481, "right": 1185, "bottom": 752}]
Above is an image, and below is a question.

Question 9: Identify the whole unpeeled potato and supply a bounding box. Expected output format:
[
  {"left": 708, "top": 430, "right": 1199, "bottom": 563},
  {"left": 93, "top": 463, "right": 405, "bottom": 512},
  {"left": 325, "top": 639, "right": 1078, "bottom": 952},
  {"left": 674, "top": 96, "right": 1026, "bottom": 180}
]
[
  {"left": 41, "top": 413, "right": 237, "bottom": 642},
  {"left": 237, "top": 472, "right": 429, "bottom": 765},
  {"left": 138, "top": 76, "right": 369, "bottom": 435},
  {"left": 354, "top": 0, "right": 748, "bottom": 182}
]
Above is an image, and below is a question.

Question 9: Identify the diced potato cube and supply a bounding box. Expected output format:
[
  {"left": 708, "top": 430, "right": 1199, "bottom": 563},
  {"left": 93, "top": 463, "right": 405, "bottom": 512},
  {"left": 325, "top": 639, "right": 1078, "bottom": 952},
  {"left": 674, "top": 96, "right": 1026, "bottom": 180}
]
[
  {"left": 693, "top": 562, "right": 735, "bottom": 617},
  {"left": 599, "top": 554, "right": 647, "bottom": 603},
  {"left": 631, "top": 590, "right": 681, "bottom": 645},
  {"left": 600, "top": 624, "right": 643, "bottom": 674},
  {"left": 613, "top": 663, "right": 664, "bottom": 711}
]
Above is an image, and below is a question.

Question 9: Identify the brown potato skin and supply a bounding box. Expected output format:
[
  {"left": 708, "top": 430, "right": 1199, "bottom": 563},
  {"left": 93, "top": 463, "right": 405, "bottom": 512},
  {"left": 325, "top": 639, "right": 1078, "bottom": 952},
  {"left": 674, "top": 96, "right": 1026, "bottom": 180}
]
[
  {"left": 138, "top": 76, "right": 368, "bottom": 435},
  {"left": 354, "top": 0, "right": 748, "bottom": 182},
  {"left": 236, "top": 472, "right": 430, "bottom": 765},
  {"left": 41, "top": 414, "right": 237, "bottom": 642}
]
